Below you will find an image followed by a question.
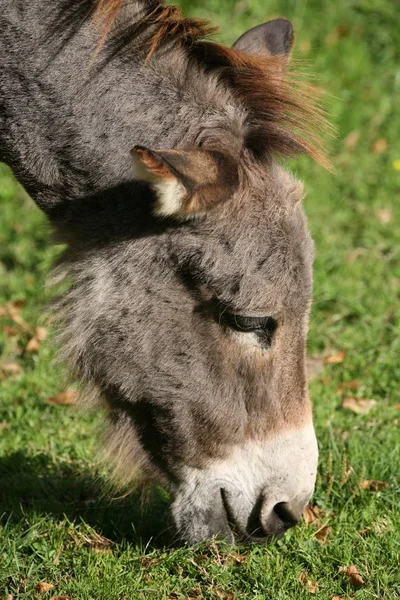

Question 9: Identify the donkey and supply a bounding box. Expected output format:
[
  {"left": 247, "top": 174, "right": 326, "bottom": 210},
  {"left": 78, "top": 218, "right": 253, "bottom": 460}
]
[{"left": 0, "top": 0, "right": 329, "bottom": 543}]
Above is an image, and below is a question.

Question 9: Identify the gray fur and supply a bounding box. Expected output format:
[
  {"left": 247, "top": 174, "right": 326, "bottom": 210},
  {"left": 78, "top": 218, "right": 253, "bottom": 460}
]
[{"left": 0, "top": 0, "right": 318, "bottom": 543}]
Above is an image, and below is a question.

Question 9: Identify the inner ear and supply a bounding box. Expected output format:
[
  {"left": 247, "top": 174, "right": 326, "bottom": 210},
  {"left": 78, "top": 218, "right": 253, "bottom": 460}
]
[
  {"left": 232, "top": 19, "right": 294, "bottom": 61},
  {"left": 131, "top": 146, "right": 238, "bottom": 218}
]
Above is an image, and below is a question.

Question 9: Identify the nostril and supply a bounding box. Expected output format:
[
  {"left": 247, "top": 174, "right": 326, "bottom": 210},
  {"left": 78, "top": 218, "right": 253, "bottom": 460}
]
[{"left": 273, "top": 502, "right": 300, "bottom": 530}]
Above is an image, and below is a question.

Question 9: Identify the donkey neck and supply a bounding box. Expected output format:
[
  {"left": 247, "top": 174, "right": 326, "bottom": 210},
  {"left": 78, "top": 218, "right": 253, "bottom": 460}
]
[{"left": 0, "top": 0, "right": 233, "bottom": 217}]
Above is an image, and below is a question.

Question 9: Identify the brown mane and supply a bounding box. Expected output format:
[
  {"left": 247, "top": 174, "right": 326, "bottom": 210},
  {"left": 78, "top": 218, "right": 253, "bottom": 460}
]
[
  {"left": 94, "top": 0, "right": 331, "bottom": 169},
  {"left": 94, "top": 0, "right": 218, "bottom": 56}
]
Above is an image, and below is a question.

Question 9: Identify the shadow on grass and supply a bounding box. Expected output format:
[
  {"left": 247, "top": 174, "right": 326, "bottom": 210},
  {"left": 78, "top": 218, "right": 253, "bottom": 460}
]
[{"left": 0, "top": 451, "right": 173, "bottom": 548}]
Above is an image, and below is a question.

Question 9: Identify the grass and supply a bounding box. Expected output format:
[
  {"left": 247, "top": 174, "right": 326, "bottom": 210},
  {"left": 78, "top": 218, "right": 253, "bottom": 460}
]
[{"left": 1, "top": 0, "right": 400, "bottom": 598}]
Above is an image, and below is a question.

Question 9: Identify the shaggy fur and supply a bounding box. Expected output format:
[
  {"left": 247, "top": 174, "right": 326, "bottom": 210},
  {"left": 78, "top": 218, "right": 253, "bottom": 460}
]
[{"left": 0, "top": 0, "right": 328, "bottom": 543}]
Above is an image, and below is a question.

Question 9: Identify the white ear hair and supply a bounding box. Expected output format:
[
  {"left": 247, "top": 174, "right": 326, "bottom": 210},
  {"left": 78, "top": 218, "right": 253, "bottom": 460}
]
[
  {"left": 131, "top": 152, "right": 187, "bottom": 217},
  {"left": 152, "top": 178, "right": 187, "bottom": 217}
]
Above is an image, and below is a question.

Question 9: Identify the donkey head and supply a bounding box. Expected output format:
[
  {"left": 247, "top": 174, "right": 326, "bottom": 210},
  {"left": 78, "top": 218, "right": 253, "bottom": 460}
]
[{"left": 63, "top": 16, "right": 323, "bottom": 544}]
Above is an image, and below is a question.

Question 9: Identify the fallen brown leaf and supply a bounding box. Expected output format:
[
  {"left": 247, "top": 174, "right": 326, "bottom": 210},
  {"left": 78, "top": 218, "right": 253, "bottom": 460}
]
[
  {"left": 48, "top": 390, "right": 79, "bottom": 406},
  {"left": 303, "top": 504, "right": 319, "bottom": 526},
  {"left": 35, "top": 582, "right": 54, "bottom": 593},
  {"left": 26, "top": 336, "right": 40, "bottom": 353},
  {"left": 341, "top": 397, "right": 377, "bottom": 414},
  {"left": 298, "top": 573, "right": 318, "bottom": 594},
  {"left": 12, "top": 299, "right": 26, "bottom": 309},
  {"left": 308, "top": 581, "right": 318, "bottom": 594},
  {"left": 343, "top": 565, "right": 365, "bottom": 587},
  {"left": 35, "top": 326, "right": 48, "bottom": 340},
  {"left": 324, "top": 350, "right": 346, "bottom": 365},
  {"left": 332, "top": 596, "right": 354, "bottom": 600},
  {"left": 344, "top": 130, "right": 360, "bottom": 150},
  {"left": 50, "top": 596, "right": 77, "bottom": 600},
  {"left": 360, "top": 480, "right": 388, "bottom": 492},
  {"left": 375, "top": 208, "right": 393, "bottom": 225},
  {"left": 7, "top": 594, "right": 13, "bottom": 600},
  {"left": 0, "top": 422, "right": 10, "bottom": 430},
  {"left": 230, "top": 552, "right": 246, "bottom": 564},
  {"left": 371, "top": 138, "right": 387, "bottom": 154},
  {"left": 1, "top": 362, "right": 22, "bottom": 375},
  {"left": 3, "top": 325, "right": 19, "bottom": 337},
  {"left": 315, "top": 525, "right": 332, "bottom": 545},
  {"left": 394, "top": 404, "right": 400, "bottom": 410},
  {"left": 337, "top": 380, "right": 359, "bottom": 392},
  {"left": 6, "top": 304, "right": 30, "bottom": 330}
]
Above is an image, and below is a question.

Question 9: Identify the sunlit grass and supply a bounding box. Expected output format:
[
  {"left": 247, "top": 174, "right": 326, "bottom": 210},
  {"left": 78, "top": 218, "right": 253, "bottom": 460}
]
[{"left": 1, "top": 0, "right": 399, "bottom": 598}]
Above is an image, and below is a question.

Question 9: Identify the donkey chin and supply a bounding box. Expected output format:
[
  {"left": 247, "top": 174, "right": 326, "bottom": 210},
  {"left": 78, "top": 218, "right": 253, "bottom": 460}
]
[{"left": 170, "top": 425, "right": 318, "bottom": 544}]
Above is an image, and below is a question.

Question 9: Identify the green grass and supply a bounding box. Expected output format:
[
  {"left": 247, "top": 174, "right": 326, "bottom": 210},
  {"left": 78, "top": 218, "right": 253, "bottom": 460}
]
[{"left": 1, "top": 0, "right": 400, "bottom": 598}]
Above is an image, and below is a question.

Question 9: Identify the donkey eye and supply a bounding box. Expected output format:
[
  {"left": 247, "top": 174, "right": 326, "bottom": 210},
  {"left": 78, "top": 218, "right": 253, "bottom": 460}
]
[{"left": 220, "top": 312, "right": 277, "bottom": 346}]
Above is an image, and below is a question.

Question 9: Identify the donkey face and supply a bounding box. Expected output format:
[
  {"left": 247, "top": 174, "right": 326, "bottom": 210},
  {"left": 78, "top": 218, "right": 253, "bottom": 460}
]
[{"left": 126, "top": 149, "right": 317, "bottom": 543}]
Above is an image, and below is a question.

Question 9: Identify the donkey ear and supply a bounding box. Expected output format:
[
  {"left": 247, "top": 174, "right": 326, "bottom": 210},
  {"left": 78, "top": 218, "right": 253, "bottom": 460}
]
[
  {"left": 232, "top": 19, "right": 294, "bottom": 61},
  {"left": 131, "top": 146, "right": 238, "bottom": 218}
]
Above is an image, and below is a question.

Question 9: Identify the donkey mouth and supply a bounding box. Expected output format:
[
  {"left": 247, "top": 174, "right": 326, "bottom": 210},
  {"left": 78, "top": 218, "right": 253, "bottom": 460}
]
[
  {"left": 220, "top": 488, "right": 272, "bottom": 543},
  {"left": 220, "top": 488, "right": 300, "bottom": 543},
  {"left": 220, "top": 488, "right": 246, "bottom": 542}
]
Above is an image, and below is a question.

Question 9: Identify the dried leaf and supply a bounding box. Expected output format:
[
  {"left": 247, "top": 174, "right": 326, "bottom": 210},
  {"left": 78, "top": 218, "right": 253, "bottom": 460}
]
[
  {"left": 35, "top": 582, "right": 54, "bottom": 593},
  {"left": 6, "top": 304, "right": 29, "bottom": 330},
  {"left": 0, "top": 422, "right": 10, "bottom": 431},
  {"left": 346, "top": 565, "right": 365, "bottom": 587},
  {"left": 394, "top": 404, "right": 400, "bottom": 410},
  {"left": 371, "top": 138, "right": 387, "bottom": 154},
  {"left": 303, "top": 504, "right": 319, "bottom": 525},
  {"left": 337, "top": 380, "right": 359, "bottom": 392},
  {"left": 48, "top": 390, "right": 79, "bottom": 406},
  {"left": 26, "top": 336, "right": 40, "bottom": 353},
  {"left": 12, "top": 299, "right": 26, "bottom": 309},
  {"left": 315, "top": 525, "right": 332, "bottom": 545},
  {"left": 3, "top": 325, "right": 19, "bottom": 337},
  {"left": 50, "top": 596, "right": 77, "bottom": 600},
  {"left": 1, "top": 362, "right": 22, "bottom": 375},
  {"left": 375, "top": 208, "right": 393, "bottom": 224},
  {"left": 341, "top": 398, "right": 377, "bottom": 414},
  {"left": 230, "top": 552, "right": 246, "bottom": 564},
  {"left": 7, "top": 595, "right": 13, "bottom": 600},
  {"left": 308, "top": 581, "right": 318, "bottom": 594},
  {"left": 360, "top": 480, "right": 388, "bottom": 491},
  {"left": 298, "top": 573, "right": 318, "bottom": 594},
  {"left": 324, "top": 350, "right": 346, "bottom": 364},
  {"left": 344, "top": 130, "right": 360, "bottom": 150},
  {"left": 35, "top": 326, "right": 48, "bottom": 340}
]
